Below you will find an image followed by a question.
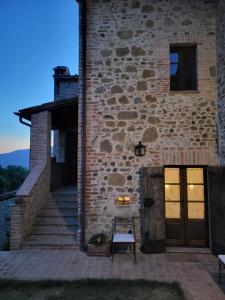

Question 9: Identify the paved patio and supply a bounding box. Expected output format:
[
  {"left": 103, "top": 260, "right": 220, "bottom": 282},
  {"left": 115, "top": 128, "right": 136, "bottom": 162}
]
[{"left": 0, "top": 250, "right": 224, "bottom": 300}]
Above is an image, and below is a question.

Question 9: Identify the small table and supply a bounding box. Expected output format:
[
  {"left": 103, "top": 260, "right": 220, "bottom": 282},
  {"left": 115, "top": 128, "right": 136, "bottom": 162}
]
[{"left": 218, "top": 255, "right": 225, "bottom": 283}]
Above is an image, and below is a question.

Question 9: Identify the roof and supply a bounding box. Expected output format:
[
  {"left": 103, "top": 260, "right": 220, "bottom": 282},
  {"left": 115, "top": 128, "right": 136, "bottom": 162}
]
[{"left": 15, "top": 97, "right": 78, "bottom": 130}]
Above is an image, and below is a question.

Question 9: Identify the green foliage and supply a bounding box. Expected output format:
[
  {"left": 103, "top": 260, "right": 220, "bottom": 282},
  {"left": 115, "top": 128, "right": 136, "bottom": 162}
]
[
  {"left": 0, "top": 165, "right": 28, "bottom": 194},
  {"left": 88, "top": 233, "right": 107, "bottom": 246},
  {"left": 0, "top": 279, "right": 185, "bottom": 300}
]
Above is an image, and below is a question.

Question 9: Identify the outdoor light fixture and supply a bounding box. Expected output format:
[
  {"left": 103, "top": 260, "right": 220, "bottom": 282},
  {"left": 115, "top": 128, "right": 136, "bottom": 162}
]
[
  {"left": 134, "top": 141, "right": 146, "bottom": 157},
  {"left": 116, "top": 196, "right": 130, "bottom": 206}
]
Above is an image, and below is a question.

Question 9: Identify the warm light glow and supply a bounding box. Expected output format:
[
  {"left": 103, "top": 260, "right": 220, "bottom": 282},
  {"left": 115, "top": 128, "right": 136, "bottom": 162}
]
[
  {"left": 164, "top": 167, "right": 205, "bottom": 220},
  {"left": 165, "top": 168, "right": 180, "bottom": 219},
  {"left": 187, "top": 168, "right": 203, "bottom": 184},
  {"left": 165, "top": 185, "right": 180, "bottom": 201},
  {"left": 188, "top": 203, "right": 204, "bottom": 219},
  {"left": 188, "top": 185, "right": 204, "bottom": 202},
  {"left": 164, "top": 168, "right": 180, "bottom": 183},
  {"left": 166, "top": 202, "right": 180, "bottom": 219},
  {"left": 116, "top": 196, "right": 130, "bottom": 206}
]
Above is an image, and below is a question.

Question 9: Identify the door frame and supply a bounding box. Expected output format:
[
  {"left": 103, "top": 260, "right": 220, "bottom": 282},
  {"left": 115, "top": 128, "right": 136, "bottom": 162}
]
[{"left": 164, "top": 165, "right": 209, "bottom": 247}]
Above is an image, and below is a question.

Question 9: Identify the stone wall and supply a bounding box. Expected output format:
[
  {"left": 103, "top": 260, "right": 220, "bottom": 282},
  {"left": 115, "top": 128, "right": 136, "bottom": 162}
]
[
  {"left": 82, "top": 0, "right": 219, "bottom": 242},
  {"left": 217, "top": 0, "right": 225, "bottom": 165}
]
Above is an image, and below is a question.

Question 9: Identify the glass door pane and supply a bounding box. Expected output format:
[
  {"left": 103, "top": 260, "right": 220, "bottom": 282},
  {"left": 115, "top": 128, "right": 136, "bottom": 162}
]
[
  {"left": 165, "top": 185, "right": 180, "bottom": 201},
  {"left": 188, "top": 203, "right": 204, "bottom": 219},
  {"left": 187, "top": 168, "right": 205, "bottom": 219},
  {"left": 166, "top": 202, "right": 180, "bottom": 218},
  {"left": 187, "top": 185, "right": 204, "bottom": 201},
  {"left": 165, "top": 168, "right": 180, "bottom": 219},
  {"left": 187, "top": 168, "right": 203, "bottom": 183},
  {"left": 165, "top": 168, "right": 180, "bottom": 183}
]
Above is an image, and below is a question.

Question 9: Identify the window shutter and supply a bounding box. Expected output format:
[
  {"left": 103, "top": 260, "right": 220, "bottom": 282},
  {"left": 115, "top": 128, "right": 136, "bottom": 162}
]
[
  {"left": 140, "top": 167, "right": 165, "bottom": 243},
  {"left": 207, "top": 167, "right": 225, "bottom": 255}
]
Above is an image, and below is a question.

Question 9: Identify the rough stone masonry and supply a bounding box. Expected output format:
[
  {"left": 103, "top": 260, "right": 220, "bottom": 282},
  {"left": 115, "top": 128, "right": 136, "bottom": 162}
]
[{"left": 81, "top": 0, "right": 218, "bottom": 242}]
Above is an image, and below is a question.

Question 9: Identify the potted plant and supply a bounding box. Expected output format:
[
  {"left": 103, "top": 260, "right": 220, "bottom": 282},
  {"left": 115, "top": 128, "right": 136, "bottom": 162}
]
[{"left": 87, "top": 233, "right": 110, "bottom": 256}]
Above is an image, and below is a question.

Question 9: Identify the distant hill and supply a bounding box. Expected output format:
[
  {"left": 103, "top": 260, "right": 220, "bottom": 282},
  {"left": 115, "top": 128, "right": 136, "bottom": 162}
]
[{"left": 0, "top": 149, "right": 29, "bottom": 169}]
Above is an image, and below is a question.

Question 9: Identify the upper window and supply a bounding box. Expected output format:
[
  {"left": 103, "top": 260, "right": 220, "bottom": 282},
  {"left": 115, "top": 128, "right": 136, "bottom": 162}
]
[{"left": 170, "top": 45, "right": 197, "bottom": 91}]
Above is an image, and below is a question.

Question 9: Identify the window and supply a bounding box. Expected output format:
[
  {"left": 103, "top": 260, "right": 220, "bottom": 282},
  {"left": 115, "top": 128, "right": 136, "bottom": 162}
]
[{"left": 170, "top": 45, "right": 197, "bottom": 91}]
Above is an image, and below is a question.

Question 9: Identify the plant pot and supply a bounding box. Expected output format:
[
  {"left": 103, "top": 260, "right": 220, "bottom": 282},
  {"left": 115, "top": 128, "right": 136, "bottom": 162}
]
[
  {"left": 87, "top": 244, "right": 110, "bottom": 256},
  {"left": 141, "top": 239, "right": 165, "bottom": 254}
]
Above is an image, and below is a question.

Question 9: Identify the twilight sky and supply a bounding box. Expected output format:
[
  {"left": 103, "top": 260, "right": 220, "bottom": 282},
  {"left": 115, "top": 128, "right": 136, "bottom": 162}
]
[{"left": 0, "top": 0, "right": 79, "bottom": 154}]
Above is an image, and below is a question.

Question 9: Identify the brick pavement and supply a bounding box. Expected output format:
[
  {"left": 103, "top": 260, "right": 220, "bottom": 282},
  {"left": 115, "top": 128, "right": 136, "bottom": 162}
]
[{"left": 0, "top": 250, "right": 224, "bottom": 300}]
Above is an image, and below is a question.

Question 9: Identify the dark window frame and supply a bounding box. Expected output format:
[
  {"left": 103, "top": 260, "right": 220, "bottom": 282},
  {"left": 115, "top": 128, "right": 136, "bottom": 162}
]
[{"left": 170, "top": 44, "right": 197, "bottom": 92}]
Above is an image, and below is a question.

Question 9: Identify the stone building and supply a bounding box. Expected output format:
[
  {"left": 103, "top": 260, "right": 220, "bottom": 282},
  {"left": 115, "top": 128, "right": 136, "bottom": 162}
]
[{"left": 11, "top": 0, "right": 225, "bottom": 254}]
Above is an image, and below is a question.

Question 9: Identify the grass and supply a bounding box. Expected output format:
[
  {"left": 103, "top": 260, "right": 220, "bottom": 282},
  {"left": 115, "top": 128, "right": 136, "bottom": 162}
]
[{"left": 0, "top": 279, "right": 186, "bottom": 300}]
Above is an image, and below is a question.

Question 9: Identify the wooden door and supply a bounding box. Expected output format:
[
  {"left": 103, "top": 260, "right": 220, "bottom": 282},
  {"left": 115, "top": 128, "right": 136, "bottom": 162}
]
[{"left": 165, "top": 167, "right": 207, "bottom": 247}]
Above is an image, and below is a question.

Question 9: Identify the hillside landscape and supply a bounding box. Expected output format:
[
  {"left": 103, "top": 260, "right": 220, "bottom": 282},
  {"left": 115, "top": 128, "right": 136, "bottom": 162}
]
[{"left": 0, "top": 149, "right": 29, "bottom": 169}]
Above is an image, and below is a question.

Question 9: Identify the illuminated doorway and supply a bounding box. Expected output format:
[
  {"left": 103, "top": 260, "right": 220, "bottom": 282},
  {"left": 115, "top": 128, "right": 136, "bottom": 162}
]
[{"left": 164, "top": 167, "right": 208, "bottom": 246}]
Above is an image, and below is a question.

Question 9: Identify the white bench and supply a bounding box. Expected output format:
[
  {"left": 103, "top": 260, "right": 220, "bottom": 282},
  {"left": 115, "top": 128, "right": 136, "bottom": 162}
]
[
  {"left": 218, "top": 255, "right": 225, "bottom": 283},
  {"left": 111, "top": 217, "right": 136, "bottom": 263}
]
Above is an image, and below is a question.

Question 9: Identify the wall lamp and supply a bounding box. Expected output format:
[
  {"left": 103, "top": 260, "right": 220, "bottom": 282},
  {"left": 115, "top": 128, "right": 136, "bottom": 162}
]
[{"left": 134, "top": 141, "right": 146, "bottom": 157}]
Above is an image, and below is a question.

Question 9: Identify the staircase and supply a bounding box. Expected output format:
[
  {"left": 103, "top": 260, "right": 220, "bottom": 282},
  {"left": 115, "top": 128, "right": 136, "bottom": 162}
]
[{"left": 22, "top": 186, "right": 79, "bottom": 250}]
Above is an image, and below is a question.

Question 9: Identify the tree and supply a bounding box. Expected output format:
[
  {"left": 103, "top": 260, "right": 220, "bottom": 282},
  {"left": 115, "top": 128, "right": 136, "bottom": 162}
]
[{"left": 0, "top": 165, "right": 28, "bottom": 194}]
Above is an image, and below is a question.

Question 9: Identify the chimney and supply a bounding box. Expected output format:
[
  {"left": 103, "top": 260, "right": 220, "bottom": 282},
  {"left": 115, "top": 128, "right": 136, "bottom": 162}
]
[
  {"left": 53, "top": 66, "right": 79, "bottom": 101},
  {"left": 53, "top": 66, "right": 70, "bottom": 76}
]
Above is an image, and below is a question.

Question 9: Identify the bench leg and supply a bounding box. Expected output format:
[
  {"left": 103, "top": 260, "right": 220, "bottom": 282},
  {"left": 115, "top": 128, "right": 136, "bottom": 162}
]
[
  {"left": 112, "top": 242, "right": 116, "bottom": 262},
  {"left": 112, "top": 243, "right": 114, "bottom": 262},
  {"left": 133, "top": 242, "right": 136, "bottom": 263}
]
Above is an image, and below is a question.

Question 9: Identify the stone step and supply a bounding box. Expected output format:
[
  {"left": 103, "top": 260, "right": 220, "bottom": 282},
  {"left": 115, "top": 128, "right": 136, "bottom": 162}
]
[
  {"left": 23, "top": 235, "right": 77, "bottom": 244},
  {"left": 48, "top": 197, "right": 77, "bottom": 202},
  {"left": 29, "top": 231, "right": 76, "bottom": 237},
  {"left": 52, "top": 190, "right": 77, "bottom": 197},
  {"left": 38, "top": 209, "right": 77, "bottom": 217},
  {"left": 22, "top": 244, "right": 79, "bottom": 250},
  {"left": 22, "top": 235, "right": 79, "bottom": 250},
  {"left": 35, "top": 216, "right": 78, "bottom": 226},
  {"left": 21, "top": 187, "right": 79, "bottom": 250},
  {"left": 43, "top": 201, "right": 77, "bottom": 209},
  {"left": 166, "top": 247, "right": 211, "bottom": 254},
  {"left": 32, "top": 225, "right": 78, "bottom": 235}
]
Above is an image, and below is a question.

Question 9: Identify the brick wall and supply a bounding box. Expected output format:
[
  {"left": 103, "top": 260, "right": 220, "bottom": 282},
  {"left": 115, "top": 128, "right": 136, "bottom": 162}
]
[
  {"left": 217, "top": 0, "right": 225, "bottom": 165},
  {"left": 54, "top": 81, "right": 79, "bottom": 101},
  {"left": 30, "top": 111, "right": 52, "bottom": 169},
  {"left": 10, "top": 111, "right": 51, "bottom": 249},
  {"left": 80, "top": 0, "right": 219, "bottom": 243}
]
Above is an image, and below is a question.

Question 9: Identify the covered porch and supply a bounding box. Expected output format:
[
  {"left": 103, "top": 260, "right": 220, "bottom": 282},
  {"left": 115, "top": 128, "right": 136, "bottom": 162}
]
[
  {"left": 15, "top": 97, "right": 78, "bottom": 189},
  {"left": 11, "top": 98, "right": 78, "bottom": 250}
]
